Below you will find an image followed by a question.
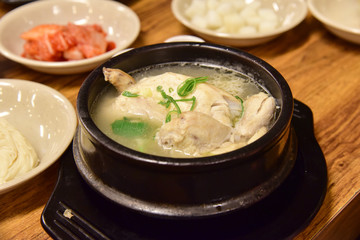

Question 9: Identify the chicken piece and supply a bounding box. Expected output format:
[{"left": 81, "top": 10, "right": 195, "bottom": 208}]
[
  {"left": 233, "top": 92, "right": 276, "bottom": 142},
  {"left": 195, "top": 83, "right": 243, "bottom": 127},
  {"left": 103, "top": 69, "right": 274, "bottom": 156},
  {"left": 156, "top": 111, "right": 232, "bottom": 156},
  {"left": 103, "top": 67, "right": 136, "bottom": 92},
  {"left": 109, "top": 72, "right": 188, "bottom": 122},
  {"left": 247, "top": 126, "right": 268, "bottom": 144},
  {"left": 210, "top": 141, "right": 247, "bottom": 156},
  {"left": 104, "top": 69, "right": 243, "bottom": 127},
  {"left": 111, "top": 96, "right": 169, "bottom": 123}
]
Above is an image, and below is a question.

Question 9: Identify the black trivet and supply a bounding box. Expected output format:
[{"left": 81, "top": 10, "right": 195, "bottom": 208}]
[{"left": 41, "top": 100, "right": 327, "bottom": 240}]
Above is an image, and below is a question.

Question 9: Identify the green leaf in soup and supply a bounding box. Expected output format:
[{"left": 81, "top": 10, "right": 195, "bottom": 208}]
[
  {"left": 122, "top": 91, "right": 139, "bottom": 97},
  {"left": 111, "top": 118, "right": 150, "bottom": 137}
]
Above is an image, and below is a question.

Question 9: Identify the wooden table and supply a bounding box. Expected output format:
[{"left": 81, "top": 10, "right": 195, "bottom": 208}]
[{"left": 1, "top": 1, "right": 360, "bottom": 239}]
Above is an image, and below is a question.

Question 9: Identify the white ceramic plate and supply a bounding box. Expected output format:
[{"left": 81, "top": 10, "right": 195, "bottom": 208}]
[
  {"left": 0, "top": 0, "right": 140, "bottom": 74},
  {"left": 171, "top": 0, "right": 308, "bottom": 47},
  {"left": 308, "top": 0, "right": 360, "bottom": 44},
  {"left": 0, "top": 79, "right": 77, "bottom": 194}
]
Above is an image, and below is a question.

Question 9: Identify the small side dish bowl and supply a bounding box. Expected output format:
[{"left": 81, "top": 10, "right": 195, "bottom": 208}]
[
  {"left": 0, "top": 0, "right": 140, "bottom": 74},
  {"left": 308, "top": 0, "right": 360, "bottom": 44},
  {"left": 74, "top": 42, "right": 297, "bottom": 218},
  {"left": 171, "top": 0, "right": 307, "bottom": 47},
  {"left": 0, "top": 79, "right": 77, "bottom": 194}
]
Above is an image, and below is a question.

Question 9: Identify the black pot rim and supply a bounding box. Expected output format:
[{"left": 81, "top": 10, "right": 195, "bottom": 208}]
[
  {"left": 77, "top": 42, "right": 293, "bottom": 167},
  {"left": 73, "top": 126, "right": 298, "bottom": 218}
]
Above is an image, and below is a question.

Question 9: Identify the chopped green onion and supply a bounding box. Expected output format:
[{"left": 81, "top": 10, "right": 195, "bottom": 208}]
[
  {"left": 235, "top": 96, "right": 244, "bottom": 118},
  {"left": 157, "top": 79, "right": 204, "bottom": 122},
  {"left": 157, "top": 86, "right": 181, "bottom": 115},
  {"left": 165, "top": 110, "right": 178, "bottom": 123},
  {"left": 122, "top": 91, "right": 139, "bottom": 97},
  {"left": 175, "top": 96, "right": 196, "bottom": 111},
  {"left": 158, "top": 99, "right": 171, "bottom": 108},
  {"left": 177, "top": 76, "right": 208, "bottom": 97}
]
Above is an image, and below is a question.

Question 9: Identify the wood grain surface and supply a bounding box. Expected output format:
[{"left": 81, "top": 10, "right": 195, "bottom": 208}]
[{"left": 1, "top": 0, "right": 360, "bottom": 239}]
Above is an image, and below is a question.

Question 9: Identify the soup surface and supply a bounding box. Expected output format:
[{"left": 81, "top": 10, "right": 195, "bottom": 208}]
[{"left": 91, "top": 63, "right": 277, "bottom": 157}]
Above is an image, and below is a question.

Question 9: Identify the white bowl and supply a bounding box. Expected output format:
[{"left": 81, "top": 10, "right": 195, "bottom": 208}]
[
  {"left": 171, "top": 0, "right": 308, "bottom": 47},
  {"left": 0, "top": 79, "right": 77, "bottom": 194},
  {"left": 164, "top": 35, "right": 205, "bottom": 43},
  {"left": 0, "top": 0, "right": 140, "bottom": 74},
  {"left": 308, "top": 0, "right": 360, "bottom": 44}
]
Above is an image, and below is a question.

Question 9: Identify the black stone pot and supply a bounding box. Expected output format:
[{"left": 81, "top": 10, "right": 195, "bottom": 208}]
[{"left": 73, "top": 42, "right": 296, "bottom": 218}]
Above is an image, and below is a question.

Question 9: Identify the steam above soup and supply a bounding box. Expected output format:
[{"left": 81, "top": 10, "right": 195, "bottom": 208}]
[{"left": 91, "top": 64, "right": 277, "bottom": 158}]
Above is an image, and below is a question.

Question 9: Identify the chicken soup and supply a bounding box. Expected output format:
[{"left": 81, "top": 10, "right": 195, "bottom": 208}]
[{"left": 91, "top": 63, "right": 277, "bottom": 157}]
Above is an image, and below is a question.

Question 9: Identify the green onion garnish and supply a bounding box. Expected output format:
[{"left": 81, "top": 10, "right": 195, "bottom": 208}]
[
  {"left": 235, "top": 96, "right": 244, "bottom": 118},
  {"left": 165, "top": 110, "right": 178, "bottom": 123},
  {"left": 157, "top": 86, "right": 181, "bottom": 116},
  {"left": 122, "top": 91, "right": 139, "bottom": 97},
  {"left": 177, "top": 76, "right": 208, "bottom": 97},
  {"left": 175, "top": 96, "right": 197, "bottom": 111},
  {"left": 157, "top": 77, "right": 206, "bottom": 122}
]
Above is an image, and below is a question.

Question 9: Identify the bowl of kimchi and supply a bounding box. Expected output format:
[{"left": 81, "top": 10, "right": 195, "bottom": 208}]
[{"left": 0, "top": 0, "right": 140, "bottom": 74}]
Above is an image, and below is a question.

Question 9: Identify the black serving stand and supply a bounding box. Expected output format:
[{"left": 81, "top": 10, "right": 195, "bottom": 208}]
[{"left": 41, "top": 100, "right": 327, "bottom": 240}]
